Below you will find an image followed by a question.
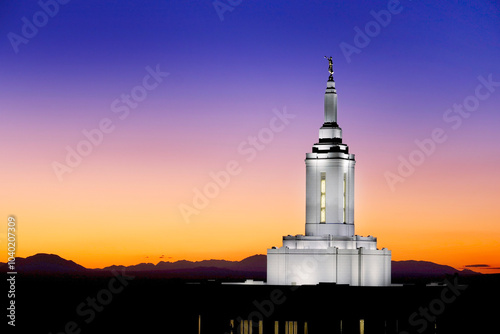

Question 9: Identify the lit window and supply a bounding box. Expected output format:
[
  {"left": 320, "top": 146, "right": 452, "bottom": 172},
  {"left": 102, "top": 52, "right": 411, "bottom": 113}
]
[
  {"left": 320, "top": 173, "right": 326, "bottom": 223},
  {"left": 343, "top": 172, "right": 347, "bottom": 223},
  {"left": 285, "top": 321, "right": 298, "bottom": 334}
]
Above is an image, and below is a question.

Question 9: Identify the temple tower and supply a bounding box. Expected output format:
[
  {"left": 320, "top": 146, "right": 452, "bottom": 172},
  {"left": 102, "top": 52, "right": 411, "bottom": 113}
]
[{"left": 267, "top": 58, "right": 391, "bottom": 286}]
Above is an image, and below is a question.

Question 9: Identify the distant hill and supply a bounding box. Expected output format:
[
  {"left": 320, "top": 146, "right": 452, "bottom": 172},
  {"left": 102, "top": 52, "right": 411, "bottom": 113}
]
[
  {"left": 392, "top": 260, "right": 479, "bottom": 282},
  {"left": 1, "top": 254, "right": 480, "bottom": 280},
  {"left": 100, "top": 254, "right": 267, "bottom": 273},
  {"left": 0, "top": 254, "right": 267, "bottom": 279},
  {"left": 0, "top": 253, "right": 86, "bottom": 274}
]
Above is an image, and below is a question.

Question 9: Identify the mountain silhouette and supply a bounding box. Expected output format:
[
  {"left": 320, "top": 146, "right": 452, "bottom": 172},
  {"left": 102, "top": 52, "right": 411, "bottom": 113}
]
[
  {"left": 392, "top": 260, "right": 478, "bottom": 280},
  {"left": 1, "top": 253, "right": 86, "bottom": 273},
  {"left": 99, "top": 254, "right": 267, "bottom": 273},
  {"left": 1, "top": 253, "right": 479, "bottom": 280}
]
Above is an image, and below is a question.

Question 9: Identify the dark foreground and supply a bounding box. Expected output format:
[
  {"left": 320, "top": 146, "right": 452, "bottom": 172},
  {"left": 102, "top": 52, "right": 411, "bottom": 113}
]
[{"left": 3, "top": 273, "right": 499, "bottom": 334}]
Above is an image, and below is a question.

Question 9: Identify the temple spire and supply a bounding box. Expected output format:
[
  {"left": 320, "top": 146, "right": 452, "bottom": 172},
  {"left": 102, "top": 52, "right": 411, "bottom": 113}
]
[{"left": 324, "top": 56, "right": 337, "bottom": 124}]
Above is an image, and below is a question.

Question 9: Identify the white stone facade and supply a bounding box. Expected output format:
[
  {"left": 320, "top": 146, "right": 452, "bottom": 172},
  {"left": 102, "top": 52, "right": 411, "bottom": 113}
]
[{"left": 267, "top": 70, "right": 391, "bottom": 286}]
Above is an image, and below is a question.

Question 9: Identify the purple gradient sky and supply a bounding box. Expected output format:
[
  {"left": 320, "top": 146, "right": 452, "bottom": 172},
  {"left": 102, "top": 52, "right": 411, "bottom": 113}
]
[{"left": 1, "top": 0, "right": 500, "bottom": 269}]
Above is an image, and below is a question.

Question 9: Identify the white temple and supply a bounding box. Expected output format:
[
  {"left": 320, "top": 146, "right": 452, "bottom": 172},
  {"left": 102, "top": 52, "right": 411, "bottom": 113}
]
[{"left": 267, "top": 59, "right": 391, "bottom": 286}]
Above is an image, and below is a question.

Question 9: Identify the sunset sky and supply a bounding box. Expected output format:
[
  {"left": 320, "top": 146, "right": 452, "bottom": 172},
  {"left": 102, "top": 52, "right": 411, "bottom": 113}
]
[{"left": 1, "top": 1, "right": 499, "bottom": 274}]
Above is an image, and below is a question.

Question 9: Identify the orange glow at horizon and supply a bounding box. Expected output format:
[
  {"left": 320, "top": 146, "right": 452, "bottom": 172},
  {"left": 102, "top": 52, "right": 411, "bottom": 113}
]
[
  {"left": 4, "top": 142, "right": 500, "bottom": 275},
  {"left": 3, "top": 105, "right": 500, "bottom": 275}
]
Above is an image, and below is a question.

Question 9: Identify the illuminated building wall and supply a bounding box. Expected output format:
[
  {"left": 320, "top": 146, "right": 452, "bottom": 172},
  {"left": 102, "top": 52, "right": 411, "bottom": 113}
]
[{"left": 267, "top": 62, "right": 391, "bottom": 286}]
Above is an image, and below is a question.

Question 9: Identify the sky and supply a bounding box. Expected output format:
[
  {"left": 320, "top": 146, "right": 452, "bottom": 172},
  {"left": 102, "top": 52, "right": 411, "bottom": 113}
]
[{"left": 1, "top": 0, "right": 499, "bottom": 273}]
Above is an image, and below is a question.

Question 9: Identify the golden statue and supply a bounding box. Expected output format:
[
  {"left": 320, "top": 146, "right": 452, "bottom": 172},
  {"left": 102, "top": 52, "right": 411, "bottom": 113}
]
[{"left": 324, "top": 56, "right": 333, "bottom": 79}]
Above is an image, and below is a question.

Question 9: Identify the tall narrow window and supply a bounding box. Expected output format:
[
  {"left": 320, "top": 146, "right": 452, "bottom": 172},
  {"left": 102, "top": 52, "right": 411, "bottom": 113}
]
[
  {"left": 320, "top": 173, "right": 326, "bottom": 223},
  {"left": 343, "top": 172, "right": 347, "bottom": 223},
  {"left": 285, "top": 321, "right": 298, "bottom": 334}
]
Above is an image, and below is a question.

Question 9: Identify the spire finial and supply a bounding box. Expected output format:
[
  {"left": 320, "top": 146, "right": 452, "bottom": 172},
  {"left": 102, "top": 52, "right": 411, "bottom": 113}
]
[{"left": 324, "top": 56, "right": 334, "bottom": 80}]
